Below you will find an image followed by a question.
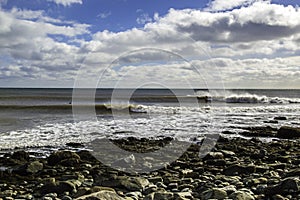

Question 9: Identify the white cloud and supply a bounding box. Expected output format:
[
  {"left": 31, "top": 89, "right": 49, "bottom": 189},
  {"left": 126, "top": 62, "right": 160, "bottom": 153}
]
[
  {"left": 153, "top": 2, "right": 300, "bottom": 44},
  {"left": 1, "top": 1, "right": 300, "bottom": 88},
  {"left": 97, "top": 11, "right": 111, "bottom": 19},
  {"left": 206, "top": 0, "right": 270, "bottom": 11},
  {"left": 136, "top": 13, "right": 152, "bottom": 25},
  {"left": 48, "top": 0, "right": 82, "bottom": 7}
]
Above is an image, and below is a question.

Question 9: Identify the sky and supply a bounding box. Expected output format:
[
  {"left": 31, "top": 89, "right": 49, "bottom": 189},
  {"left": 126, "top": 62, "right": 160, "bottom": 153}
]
[{"left": 0, "top": 0, "right": 299, "bottom": 89}]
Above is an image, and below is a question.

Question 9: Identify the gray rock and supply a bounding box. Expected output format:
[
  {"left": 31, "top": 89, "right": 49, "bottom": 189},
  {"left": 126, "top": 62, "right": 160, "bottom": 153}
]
[
  {"left": 201, "top": 188, "right": 227, "bottom": 200},
  {"left": 229, "top": 189, "right": 255, "bottom": 200},
  {"left": 174, "top": 191, "right": 193, "bottom": 200},
  {"left": 75, "top": 190, "right": 124, "bottom": 200},
  {"left": 27, "top": 161, "right": 43, "bottom": 174}
]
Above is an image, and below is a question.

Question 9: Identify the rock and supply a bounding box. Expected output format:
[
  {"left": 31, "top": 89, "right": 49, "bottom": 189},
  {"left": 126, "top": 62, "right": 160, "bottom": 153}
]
[
  {"left": 11, "top": 151, "right": 30, "bottom": 161},
  {"left": 286, "top": 168, "right": 300, "bottom": 177},
  {"left": 204, "top": 152, "right": 224, "bottom": 160},
  {"left": 75, "top": 191, "right": 124, "bottom": 200},
  {"left": 174, "top": 191, "right": 193, "bottom": 200},
  {"left": 266, "top": 177, "right": 300, "bottom": 195},
  {"left": 38, "top": 180, "right": 77, "bottom": 195},
  {"left": 47, "top": 151, "right": 81, "bottom": 166},
  {"left": 223, "top": 164, "right": 255, "bottom": 176},
  {"left": 201, "top": 188, "right": 227, "bottom": 200},
  {"left": 277, "top": 126, "right": 300, "bottom": 139},
  {"left": 274, "top": 116, "right": 287, "bottom": 120},
  {"left": 125, "top": 191, "right": 142, "bottom": 199},
  {"left": 153, "top": 191, "right": 174, "bottom": 200},
  {"left": 272, "top": 194, "right": 286, "bottom": 200},
  {"left": 62, "top": 196, "right": 73, "bottom": 200},
  {"left": 27, "top": 161, "right": 43, "bottom": 174},
  {"left": 229, "top": 189, "right": 255, "bottom": 200},
  {"left": 90, "top": 186, "right": 116, "bottom": 193},
  {"left": 112, "top": 154, "right": 136, "bottom": 168},
  {"left": 148, "top": 177, "right": 163, "bottom": 184},
  {"left": 120, "top": 177, "right": 149, "bottom": 191}
]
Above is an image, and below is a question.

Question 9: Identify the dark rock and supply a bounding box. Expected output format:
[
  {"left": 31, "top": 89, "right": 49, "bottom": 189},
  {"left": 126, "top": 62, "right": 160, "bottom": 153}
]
[
  {"left": 286, "top": 168, "right": 300, "bottom": 177},
  {"left": 11, "top": 151, "right": 30, "bottom": 161},
  {"left": 264, "top": 120, "right": 278, "bottom": 124},
  {"left": 201, "top": 188, "right": 227, "bottom": 200},
  {"left": 47, "top": 151, "right": 80, "bottom": 166},
  {"left": 277, "top": 126, "right": 300, "bottom": 139},
  {"left": 153, "top": 191, "right": 174, "bottom": 200},
  {"left": 265, "top": 177, "right": 300, "bottom": 196},
  {"left": 274, "top": 116, "right": 287, "bottom": 120},
  {"left": 223, "top": 164, "right": 256, "bottom": 176},
  {"left": 65, "top": 142, "right": 85, "bottom": 148}
]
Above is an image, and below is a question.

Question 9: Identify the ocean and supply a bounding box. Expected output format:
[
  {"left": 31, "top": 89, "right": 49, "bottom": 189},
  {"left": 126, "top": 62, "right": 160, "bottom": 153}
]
[{"left": 0, "top": 88, "right": 299, "bottom": 151}]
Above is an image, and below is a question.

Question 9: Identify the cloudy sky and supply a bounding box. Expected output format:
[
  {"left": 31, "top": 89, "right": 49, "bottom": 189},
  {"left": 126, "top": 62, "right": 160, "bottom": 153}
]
[{"left": 0, "top": 0, "right": 299, "bottom": 88}]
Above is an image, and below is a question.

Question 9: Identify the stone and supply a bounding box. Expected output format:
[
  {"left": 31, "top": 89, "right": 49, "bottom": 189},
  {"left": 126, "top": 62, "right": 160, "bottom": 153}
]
[
  {"left": 11, "top": 151, "right": 30, "bottom": 161},
  {"left": 274, "top": 116, "right": 287, "bottom": 120},
  {"left": 27, "top": 161, "right": 43, "bottom": 174},
  {"left": 201, "top": 188, "right": 227, "bottom": 200},
  {"left": 174, "top": 191, "right": 193, "bottom": 200},
  {"left": 229, "top": 189, "right": 255, "bottom": 200},
  {"left": 47, "top": 151, "right": 80, "bottom": 166},
  {"left": 148, "top": 177, "right": 163, "bottom": 184},
  {"left": 223, "top": 164, "right": 255, "bottom": 176},
  {"left": 62, "top": 196, "right": 73, "bottom": 200},
  {"left": 153, "top": 191, "right": 174, "bottom": 200},
  {"left": 272, "top": 194, "right": 286, "bottom": 200},
  {"left": 266, "top": 177, "right": 300, "bottom": 195},
  {"left": 277, "top": 126, "right": 300, "bottom": 139},
  {"left": 286, "top": 168, "right": 300, "bottom": 177},
  {"left": 75, "top": 191, "right": 125, "bottom": 200}
]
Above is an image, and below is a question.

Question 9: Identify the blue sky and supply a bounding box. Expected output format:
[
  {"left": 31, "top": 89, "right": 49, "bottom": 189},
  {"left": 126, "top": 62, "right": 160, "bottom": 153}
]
[{"left": 0, "top": 0, "right": 300, "bottom": 88}]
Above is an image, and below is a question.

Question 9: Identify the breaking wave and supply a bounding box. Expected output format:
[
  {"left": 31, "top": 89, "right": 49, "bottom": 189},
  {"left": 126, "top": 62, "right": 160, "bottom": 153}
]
[{"left": 195, "top": 91, "right": 300, "bottom": 104}]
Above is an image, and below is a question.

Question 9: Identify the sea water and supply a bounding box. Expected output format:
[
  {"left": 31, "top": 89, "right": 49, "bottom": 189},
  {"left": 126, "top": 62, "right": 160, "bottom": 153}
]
[{"left": 0, "top": 88, "right": 299, "bottom": 150}]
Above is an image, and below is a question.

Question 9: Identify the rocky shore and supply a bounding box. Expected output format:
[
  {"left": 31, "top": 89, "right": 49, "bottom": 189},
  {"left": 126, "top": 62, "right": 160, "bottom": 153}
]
[{"left": 0, "top": 133, "right": 299, "bottom": 199}]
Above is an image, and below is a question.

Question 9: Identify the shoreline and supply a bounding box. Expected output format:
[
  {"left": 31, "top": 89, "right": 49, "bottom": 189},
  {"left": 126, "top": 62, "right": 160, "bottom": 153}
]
[{"left": 0, "top": 135, "right": 299, "bottom": 199}]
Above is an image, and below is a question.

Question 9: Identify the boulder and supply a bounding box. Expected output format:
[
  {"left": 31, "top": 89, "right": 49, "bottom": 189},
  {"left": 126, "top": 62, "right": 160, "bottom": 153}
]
[
  {"left": 277, "top": 126, "right": 300, "bottom": 139},
  {"left": 274, "top": 116, "right": 287, "bottom": 120},
  {"left": 27, "top": 161, "right": 43, "bottom": 174},
  {"left": 75, "top": 191, "right": 124, "bottom": 200},
  {"left": 265, "top": 177, "right": 299, "bottom": 196},
  {"left": 201, "top": 188, "right": 227, "bottom": 200},
  {"left": 47, "top": 151, "right": 80, "bottom": 166},
  {"left": 229, "top": 189, "right": 255, "bottom": 200}
]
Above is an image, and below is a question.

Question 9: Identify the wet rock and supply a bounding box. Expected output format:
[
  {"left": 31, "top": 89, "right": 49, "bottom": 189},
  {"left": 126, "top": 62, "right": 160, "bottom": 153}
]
[
  {"left": 11, "top": 151, "right": 30, "bottom": 161},
  {"left": 286, "top": 168, "right": 300, "bottom": 177},
  {"left": 47, "top": 151, "right": 80, "bottom": 166},
  {"left": 75, "top": 190, "right": 124, "bottom": 200},
  {"left": 265, "top": 177, "right": 300, "bottom": 196},
  {"left": 274, "top": 116, "right": 287, "bottom": 120},
  {"left": 201, "top": 188, "right": 227, "bottom": 200},
  {"left": 153, "top": 191, "right": 174, "bottom": 200},
  {"left": 223, "top": 164, "right": 255, "bottom": 176},
  {"left": 148, "top": 177, "right": 163, "bottom": 184},
  {"left": 277, "top": 126, "right": 300, "bottom": 139}
]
